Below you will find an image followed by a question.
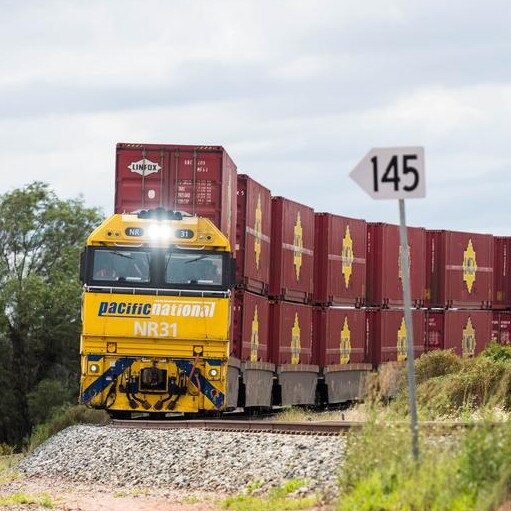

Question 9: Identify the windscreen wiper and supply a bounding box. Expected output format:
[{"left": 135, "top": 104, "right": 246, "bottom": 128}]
[{"left": 112, "top": 251, "right": 134, "bottom": 260}]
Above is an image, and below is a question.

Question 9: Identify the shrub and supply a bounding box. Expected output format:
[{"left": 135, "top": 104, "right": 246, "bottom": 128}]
[
  {"left": 482, "top": 342, "right": 511, "bottom": 362},
  {"left": 390, "top": 353, "right": 511, "bottom": 419},
  {"left": 27, "top": 405, "right": 110, "bottom": 451},
  {"left": 0, "top": 443, "right": 14, "bottom": 456},
  {"left": 27, "top": 379, "right": 70, "bottom": 424},
  {"left": 414, "top": 350, "right": 463, "bottom": 384},
  {"left": 364, "top": 363, "right": 405, "bottom": 405}
]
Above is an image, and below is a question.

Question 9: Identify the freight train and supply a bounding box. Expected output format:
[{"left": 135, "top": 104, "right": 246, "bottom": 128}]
[{"left": 78, "top": 143, "right": 511, "bottom": 416}]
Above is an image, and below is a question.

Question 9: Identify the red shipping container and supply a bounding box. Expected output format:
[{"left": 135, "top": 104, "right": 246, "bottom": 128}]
[
  {"left": 314, "top": 213, "right": 367, "bottom": 306},
  {"left": 367, "top": 309, "right": 425, "bottom": 366},
  {"left": 269, "top": 301, "right": 313, "bottom": 365},
  {"left": 115, "top": 143, "right": 237, "bottom": 250},
  {"left": 492, "top": 312, "right": 511, "bottom": 345},
  {"left": 426, "top": 230, "right": 493, "bottom": 309},
  {"left": 366, "top": 223, "right": 426, "bottom": 307},
  {"left": 312, "top": 308, "right": 367, "bottom": 366},
  {"left": 494, "top": 237, "right": 511, "bottom": 309},
  {"left": 231, "top": 290, "right": 270, "bottom": 362},
  {"left": 426, "top": 310, "right": 493, "bottom": 357},
  {"left": 270, "top": 197, "right": 314, "bottom": 303},
  {"left": 236, "top": 175, "right": 271, "bottom": 294}
]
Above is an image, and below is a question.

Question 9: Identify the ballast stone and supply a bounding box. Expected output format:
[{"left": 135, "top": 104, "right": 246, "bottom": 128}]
[{"left": 18, "top": 425, "right": 345, "bottom": 495}]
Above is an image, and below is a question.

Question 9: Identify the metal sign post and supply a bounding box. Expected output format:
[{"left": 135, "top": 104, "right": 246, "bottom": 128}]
[
  {"left": 350, "top": 146, "right": 425, "bottom": 462},
  {"left": 398, "top": 198, "right": 419, "bottom": 461}
]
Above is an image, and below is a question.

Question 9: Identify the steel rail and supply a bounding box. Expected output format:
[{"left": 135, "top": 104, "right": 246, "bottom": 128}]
[{"left": 110, "top": 419, "right": 363, "bottom": 435}]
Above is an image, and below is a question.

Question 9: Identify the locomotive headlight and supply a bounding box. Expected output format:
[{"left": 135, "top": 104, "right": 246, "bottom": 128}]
[
  {"left": 90, "top": 364, "right": 100, "bottom": 374},
  {"left": 148, "top": 224, "right": 173, "bottom": 241}
]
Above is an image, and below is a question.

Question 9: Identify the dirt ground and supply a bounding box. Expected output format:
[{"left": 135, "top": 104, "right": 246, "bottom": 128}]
[{"left": 0, "top": 476, "right": 225, "bottom": 511}]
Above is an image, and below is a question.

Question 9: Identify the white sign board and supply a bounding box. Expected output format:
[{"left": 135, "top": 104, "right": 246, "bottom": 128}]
[{"left": 349, "top": 147, "right": 425, "bottom": 200}]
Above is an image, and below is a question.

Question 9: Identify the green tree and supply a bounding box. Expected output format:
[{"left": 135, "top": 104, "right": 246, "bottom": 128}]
[{"left": 0, "top": 182, "right": 102, "bottom": 445}]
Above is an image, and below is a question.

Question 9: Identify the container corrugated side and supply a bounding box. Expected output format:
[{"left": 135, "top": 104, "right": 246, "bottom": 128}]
[
  {"left": 115, "top": 143, "right": 237, "bottom": 250},
  {"left": 426, "top": 311, "right": 444, "bottom": 351},
  {"left": 235, "top": 174, "right": 271, "bottom": 294},
  {"left": 493, "top": 237, "right": 511, "bottom": 309},
  {"left": 366, "top": 309, "right": 425, "bottom": 366},
  {"left": 231, "top": 290, "right": 270, "bottom": 362},
  {"left": 312, "top": 307, "right": 367, "bottom": 366},
  {"left": 313, "top": 213, "right": 367, "bottom": 306},
  {"left": 366, "top": 223, "right": 426, "bottom": 307},
  {"left": 492, "top": 311, "right": 511, "bottom": 345},
  {"left": 426, "top": 230, "right": 493, "bottom": 308},
  {"left": 438, "top": 310, "right": 493, "bottom": 357},
  {"left": 269, "top": 197, "right": 314, "bottom": 303},
  {"left": 269, "top": 301, "right": 313, "bottom": 365}
]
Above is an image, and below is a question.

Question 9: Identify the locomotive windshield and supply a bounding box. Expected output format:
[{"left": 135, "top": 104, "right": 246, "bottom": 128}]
[
  {"left": 92, "top": 249, "right": 151, "bottom": 283},
  {"left": 86, "top": 247, "right": 230, "bottom": 290},
  {"left": 165, "top": 253, "right": 223, "bottom": 286}
]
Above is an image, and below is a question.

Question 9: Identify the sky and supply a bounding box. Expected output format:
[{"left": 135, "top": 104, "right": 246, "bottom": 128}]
[{"left": 1, "top": 0, "right": 510, "bottom": 234}]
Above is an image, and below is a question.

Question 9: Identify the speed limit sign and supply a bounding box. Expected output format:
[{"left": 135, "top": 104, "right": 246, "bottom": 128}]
[{"left": 349, "top": 147, "right": 425, "bottom": 199}]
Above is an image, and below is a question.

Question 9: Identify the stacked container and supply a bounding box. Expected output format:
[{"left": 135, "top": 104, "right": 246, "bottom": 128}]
[
  {"left": 424, "top": 230, "right": 495, "bottom": 356},
  {"left": 115, "top": 143, "right": 238, "bottom": 250},
  {"left": 314, "top": 213, "right": 367, "bottom": 307},
  {"left": 231, "top": 175, "right": 274, "bottom": 407},
  {"left": 426, "top": 310, "right": 493, "bottom": 356},
  {"left": 367, "top": 309, "right": 426, "bottom": 365},
  {"left": 270, "top": 197, "right": 315, "bottom": 303},
  {"left": 269, "top": 197, "right": 317, "bottom": 405},
  {"left": 366, "top": 223, "right": 427, "bottom": 308},
  {"left": 426, "top": 230, "right": 493, "bottom": 309},
  {"left": 364, "top": 223, "right": 427, "bottom": 374},
  {"left": 312, "top": 213, "right": 371, "bottom": 403}
]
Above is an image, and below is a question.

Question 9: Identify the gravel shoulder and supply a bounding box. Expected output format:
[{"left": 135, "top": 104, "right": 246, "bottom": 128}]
[{"left": 0, "top": 425, "right": 344, "bottom": 510}]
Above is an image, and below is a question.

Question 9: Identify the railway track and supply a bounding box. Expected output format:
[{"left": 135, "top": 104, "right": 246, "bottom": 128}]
[
  {"left": 111, "top": 419, "right": 364, "bottom": 435},
  {"left": 110, "top": 419, "right": 492, "bottom": 436}
]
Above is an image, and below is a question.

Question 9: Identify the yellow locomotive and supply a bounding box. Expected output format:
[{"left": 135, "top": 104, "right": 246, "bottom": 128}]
[{"left": 79, "top": 209, "right": 235, "bottom": 417}]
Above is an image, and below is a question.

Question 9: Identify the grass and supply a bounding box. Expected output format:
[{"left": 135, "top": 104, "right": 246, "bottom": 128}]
[
  {"left": 0, "top": 454, "right": 22, "bottom": 483},
  {"left": 333, "top": 346, "right": 511, "bottom": 509},
  {"left": 221, "top": 479, "right": 318, "bottom": 511},
  {"left": 273, "top": 407, "right": 348, "bottom": 422},
  {"left": 337, "top": 421, "right": 511, "bottom": 510},
  {"left": 0, "top": 492, "right": 54, "bottom": 508},
  {"left": 183, "top": 495, "right": 201, "bottom": 504}
]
